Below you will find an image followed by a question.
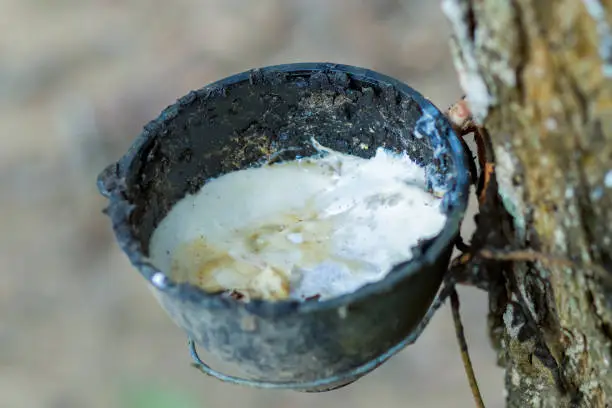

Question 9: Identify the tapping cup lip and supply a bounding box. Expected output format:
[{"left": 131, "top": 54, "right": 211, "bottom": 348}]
[{"left": 97, "top": 62, "right": 471, "bottom": 318}]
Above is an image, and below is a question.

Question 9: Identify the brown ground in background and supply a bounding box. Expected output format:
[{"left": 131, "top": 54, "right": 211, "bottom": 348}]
[{"left": 0, "top": 1, "right": 504, "bottom": 407}]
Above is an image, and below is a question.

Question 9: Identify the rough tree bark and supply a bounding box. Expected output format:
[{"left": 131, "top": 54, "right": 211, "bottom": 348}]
[{"left": 441, "top": 0, "right": 612, "bottom": 407}]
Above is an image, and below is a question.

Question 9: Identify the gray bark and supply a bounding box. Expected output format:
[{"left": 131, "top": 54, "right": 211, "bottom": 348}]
[{"left": 442, "top": 0, "right": 612, "bottom": 406}]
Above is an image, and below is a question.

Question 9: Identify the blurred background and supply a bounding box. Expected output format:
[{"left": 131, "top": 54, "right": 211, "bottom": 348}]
[{"left": 0, "top": 1, "right": 505, "bottom": 407}]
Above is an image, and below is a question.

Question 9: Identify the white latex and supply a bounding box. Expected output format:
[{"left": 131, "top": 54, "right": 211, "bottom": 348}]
[{"left": 149, "top": 141, "right": 447, "bottom": 301}]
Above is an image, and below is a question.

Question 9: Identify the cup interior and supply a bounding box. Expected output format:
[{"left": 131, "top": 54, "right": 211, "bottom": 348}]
[{"left": 102, "top": 63, "right": 470, "bottom": 308}]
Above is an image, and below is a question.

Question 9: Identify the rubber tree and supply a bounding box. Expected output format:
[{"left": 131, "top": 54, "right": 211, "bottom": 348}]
[{"left": 441, "top": 0, "right": 612, "bottom": 406}]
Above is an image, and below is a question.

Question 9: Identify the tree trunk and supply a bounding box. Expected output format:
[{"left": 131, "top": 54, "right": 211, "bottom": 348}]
[{"left": 441, "top": 0, "right": 612, "bottom": 406}]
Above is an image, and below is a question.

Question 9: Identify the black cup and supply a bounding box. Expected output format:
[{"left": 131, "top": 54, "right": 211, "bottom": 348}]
[{"left": 97, "top": 63, "right": 470, "bottom": 392}]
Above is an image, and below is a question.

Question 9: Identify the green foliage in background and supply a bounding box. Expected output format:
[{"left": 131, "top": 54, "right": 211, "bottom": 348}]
[{"left": 119, "top": 381, "right": 201, "bottom": 408}]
